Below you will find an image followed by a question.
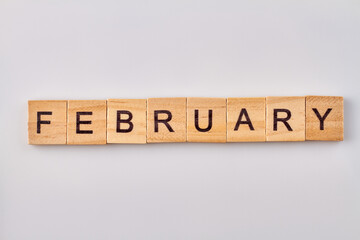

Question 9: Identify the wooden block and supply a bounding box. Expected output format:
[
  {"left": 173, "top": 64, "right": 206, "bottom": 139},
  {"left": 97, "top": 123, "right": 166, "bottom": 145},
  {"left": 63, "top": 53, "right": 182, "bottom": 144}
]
[
  {"left": 107, "top": 99, "right": 147, "bottom": 144},
  {"left": 147, "top": 98, "right": 186, "bottom": 143},
  {"left": 227, "top": 97, "right": 265, "bottom": 142},
  {"left": 67, "top": 100, "right": 107, "bottom": 145},
  {"left": 28, "top": 100, "right": 67, "bottom": 145},
  {"left": 306, "top": 96, "right": 343, "bottom": 141},
  {"left": 187, "top": 97, "right": 226, "bottom": 143},
  {"left": 266, "top": 96, "right": 305, "bottom": 142}
]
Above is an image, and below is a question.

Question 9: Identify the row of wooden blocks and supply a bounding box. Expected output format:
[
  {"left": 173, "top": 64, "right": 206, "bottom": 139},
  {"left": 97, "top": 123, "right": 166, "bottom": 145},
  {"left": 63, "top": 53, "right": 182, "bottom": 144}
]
[{"left": 28, "top": 96, "right": 344, "bottom": 144}]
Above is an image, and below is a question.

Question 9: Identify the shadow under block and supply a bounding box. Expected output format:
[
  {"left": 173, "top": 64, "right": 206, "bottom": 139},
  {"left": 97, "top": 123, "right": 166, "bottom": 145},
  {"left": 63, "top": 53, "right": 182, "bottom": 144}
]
[
  {"left": 147, "top": 98, "right": 187, "bottom": 143},
  {"left": 227, "top": 97, "right": 265, "bottom": 142},
  {"left": 28, "top": 100, "right": 67, "bottom": 144},
  {"left": 187, "top": 98, "right": 226, "bottom": 143},
  {"left": 67, "top": 100, "right": 107, "bottom": 145},
  {"left": 266, "top": 97, "right": 305, "bottom": 142},
  {"left": 306, "top": 96, "right": 343, "bottom": 141},
  {"left": 107, "top": 99, "right": 147, "bottom": 144}
]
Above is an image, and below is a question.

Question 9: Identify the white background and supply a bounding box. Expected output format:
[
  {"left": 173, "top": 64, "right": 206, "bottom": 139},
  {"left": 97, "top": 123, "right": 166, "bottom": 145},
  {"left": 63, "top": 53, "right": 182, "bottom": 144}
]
[{"left": 1, "top": 1, "right": 359, "bottom": 239}]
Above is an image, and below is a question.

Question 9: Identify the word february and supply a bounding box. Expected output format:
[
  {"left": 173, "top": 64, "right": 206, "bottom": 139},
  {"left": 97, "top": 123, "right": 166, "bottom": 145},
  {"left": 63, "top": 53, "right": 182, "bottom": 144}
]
[{"left": 28, "top": 96, "right": 344, "bottom": 145}]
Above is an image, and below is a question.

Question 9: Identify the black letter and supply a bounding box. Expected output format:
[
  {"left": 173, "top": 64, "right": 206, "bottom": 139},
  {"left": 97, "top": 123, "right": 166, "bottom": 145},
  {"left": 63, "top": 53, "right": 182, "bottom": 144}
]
[
  {"left": 76, "top": 112, "right": 93, "bottom": 134},
  {"left": 195, "top": 109, "right": 212, "bottom": 132},
  {"left": 274, "top": 109, "right": 292, "bottom": 131},
  {"left": 312, "top": 108, "right": 332, "bottom": 130},
  {"left": 234, "top": 108, "right": 254, "bottom": 131},
  {"left": 117, "top": 110, "right": 133, "bottom": 133},
  {"left": 37, "top": 111, "right": 52, "bottom": 134},
  {"left": 154, "top": 110, "right": 174, "bottom": 132}
]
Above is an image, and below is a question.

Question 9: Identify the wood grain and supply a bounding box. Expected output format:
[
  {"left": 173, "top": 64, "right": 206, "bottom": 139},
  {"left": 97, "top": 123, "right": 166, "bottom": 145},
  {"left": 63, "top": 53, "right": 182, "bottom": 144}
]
[
  {"left": 227, "top": 97, "right": 265, "bottom": 142},
  {"left": 67, "top": 100, "right": 107, "bottom": 145},
  {"left": 266, "top": 96, "right": 305, "bottom": 142},
  {"left": 147, "top": 98, "right": 187, "bottom": 143},
  {"left": 187, "top": 97, "right": 226, "bottom": 143},
  {"left": 28, "top": 96, "right": 345, "bottom": 144},
  {"left": 306, "top": 96, "right": 343, "bottom": 141},
  {"left": 107, "top": 99, "right": 147, "bottom": 144},
  {"left": 28, "top": 100, "right": 67, "bottom": 145}
]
